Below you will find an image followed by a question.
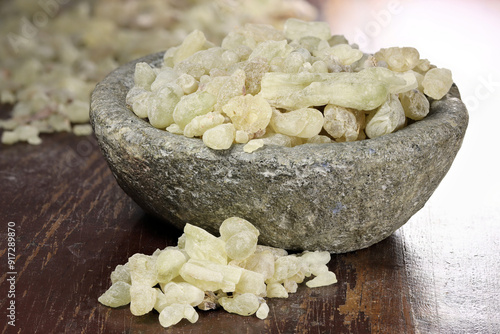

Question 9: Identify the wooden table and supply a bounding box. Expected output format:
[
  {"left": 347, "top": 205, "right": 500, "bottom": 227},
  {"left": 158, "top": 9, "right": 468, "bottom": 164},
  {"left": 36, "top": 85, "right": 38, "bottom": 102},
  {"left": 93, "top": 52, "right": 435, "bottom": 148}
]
[{"left": 1, "top": 102, "right": 498, "bottom": 333}]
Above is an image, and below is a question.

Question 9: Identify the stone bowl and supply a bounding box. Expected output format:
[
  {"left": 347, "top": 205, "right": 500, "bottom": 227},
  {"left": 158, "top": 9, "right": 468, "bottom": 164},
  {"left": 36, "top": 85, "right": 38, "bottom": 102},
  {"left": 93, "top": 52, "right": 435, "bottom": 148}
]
[{"left": 90, "top": 52, "right": 468, "bottom": 253}]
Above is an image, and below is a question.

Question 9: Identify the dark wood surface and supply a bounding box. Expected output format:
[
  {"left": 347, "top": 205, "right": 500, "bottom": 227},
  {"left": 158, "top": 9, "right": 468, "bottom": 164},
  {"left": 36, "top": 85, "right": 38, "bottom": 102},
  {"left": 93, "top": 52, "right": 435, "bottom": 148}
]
[{"left": 0, "top": 104, "right": 498, "bottom": 333}]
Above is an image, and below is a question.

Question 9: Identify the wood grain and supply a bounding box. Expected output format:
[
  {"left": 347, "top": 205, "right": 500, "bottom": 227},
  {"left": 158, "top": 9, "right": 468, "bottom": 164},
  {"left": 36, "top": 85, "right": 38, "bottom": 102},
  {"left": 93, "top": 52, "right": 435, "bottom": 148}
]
[{"left": 1, "top": 126, "right": 497, "bottom": 333}]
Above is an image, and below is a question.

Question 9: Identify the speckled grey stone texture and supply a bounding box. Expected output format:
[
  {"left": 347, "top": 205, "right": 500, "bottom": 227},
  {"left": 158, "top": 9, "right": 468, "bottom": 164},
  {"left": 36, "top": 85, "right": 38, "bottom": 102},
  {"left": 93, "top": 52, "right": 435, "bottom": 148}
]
[{"left": 90, "top": 52, "right": 468, "bottom": 253}]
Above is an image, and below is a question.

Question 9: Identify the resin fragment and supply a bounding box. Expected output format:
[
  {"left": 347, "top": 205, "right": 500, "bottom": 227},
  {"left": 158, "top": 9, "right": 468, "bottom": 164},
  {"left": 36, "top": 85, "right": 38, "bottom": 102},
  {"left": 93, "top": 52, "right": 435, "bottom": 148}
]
[
  {"left": 222, "top": 95, "right": 272, "bottom": 135},
  {"left": 202, "top": 123, "right": 236, "bottom": 150},
  {"left": 266, "top": 283, "right": 289, "bottom": 298},
  {"left": 242, "top": 23, "right": 286, "bottom": 46},
  {"left": 422, "top": 68, "right": 453, "bottom": 100},
  {"left": 173, "top": 91, "right": 216, "bottom": 129},
  {"left": 161, "top": 282, "right": 204, "bottom": 307},
  {"left": 150, "top": 69, "right": 179, "bottom": 93},
  {"left": 219, "top": 217, "right": 260, "bottom": 241},
  {"left": 156, "top": 248, "right": 188, "bottom": 283},
  {"left": 173, "top": 30, "right": 208, "bottom": 65},
  {"left": 365, "top": 94, "right": 406, "bottom": 139},
  {"left": 270, "top": 108, "right": 324, "bottom": 138},
  {"left": 176, "top": 282, "right": 205, "bottom": 307},
  {"left": 259, "top": 71, "right": 389, "bottom": 110},
  {"left": 316, "top": 44, "right": 363, "bottom": 66},
  {"left": 110, "top": 263, "right": 131, "bottom": 284},
  {"left": 211, "top": 69, "right": 247, "bottom": 112},
  {"left": 243, "top": 139, "right": 265, "bottom": 153},
  {"left": 399, "top": 89, "right": 430, "bottom": 120},
  {"left": 256, "top": 302, "right": 270, "bottom": 319},
  {"left": 365, "top": 67, "right": 417, "bottom": 94},
  {"left": 239, "top": 251, "right": 275, "bottom": 281},
  {"left": 300, "top": 251, "right": 331, "bottom": 277},
  {"left": 98, "top": 281, "right": 131, "bottom": 308},
  {"left": 15, "top": 125, "right": 40, "bottom": 142},
  {"left": 249, "top": 40, "right": 292, "bottom": 63},
  {"left": 179, "top": 261, "right": 222, "bottom": 291},
  {"left": 323, "top": 105, "right": 364, "bottom": 142},
  {"left": 159, "top": 303, "right": 199, "bottom": 328},
  {"left": 180, "top": 259, "right": 243, "bottom": 292},
  {"left": 268, "top": 255, "right": 302, "bottom": 284},
  {"left": 186, "top": 47, "right": 229, "bottom": 73},
  {"left": 0, "top": 119, "right": 18, "bottom": 131},
  {"left": 127, "top": 88, "right": 150, "bottom": 118},
  {"left": 375, "top": 47, "right": 420, "bottom": 72},
  {"left": 283, "top": 279, "right": 298, "bottom": 293},
  {"left": 166, "top": 123, "right": 184, "bottom": 135},
  {"left": 282, "top": 51, "right": 308, "bottom": 73},
  {"left": 235, "top": 130, "right": 251, "bottom": 144},
  {"left": 176, "top": 73, "right": 199, "bottom": 94},
  {"left": 183, "top": 223, "right": 227, "bottom": 264},
  {"left": 128, "top": 253, "right": 157, "bottom": 287},
  {"left": 235, "top": 269, "right": 267, "bottom": 296},
  {"left": 154, "top": 288, "right": 169, "bottom": 313},
  {"left": 284, "top": 18, "right": 331, "bottom": 41},
  {"left": 328, "top": 35, "right": 350, "bottom": 46},
  {"left": 134, "top": 62, "right": 156, "bottom": 89},
  {"left": 413, "top": 58, "right": 435, "bottom": 75},
  {"left": 65, "top": 100, "right": 91, "bottom": 123},
  {"left": 225, "top": 231, "right": 259, "bottom": 261},
  {"left": 130, "top": 284, "right": 157, "bottom": 316},
  {"left": 183, "top": 304, "right": 200, "bottom": 323},
  {"left": 2, "top": 131, "right": 19, "bottom": 145},
  {"left": 149, "top": 86, "right": 183, "bottom": 129},
  {"left": 306, "top": 271, "right": 338, "bottom": 288},
  {"left": 261, "top": 133, "right": 302, "bottom": 147},
  {"left": 255, "top": 245, "right": 288, "bottom": 258},
  {"left": 219, "top": 293, "right": 260, "bottom": 316},
  {"left": 183, "top": 112, "right": 225, "bottom": 138},
  {"left": 174, "top": 61, "right": 206, "bottom": 80}
]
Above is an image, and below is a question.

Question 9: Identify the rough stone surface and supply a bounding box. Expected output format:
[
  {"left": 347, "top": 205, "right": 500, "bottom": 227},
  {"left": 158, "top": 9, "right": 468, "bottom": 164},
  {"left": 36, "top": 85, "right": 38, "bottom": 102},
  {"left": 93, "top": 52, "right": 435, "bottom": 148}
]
[{"left": 90, "top": 52, "right": 469, "bottom": 253}]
